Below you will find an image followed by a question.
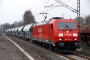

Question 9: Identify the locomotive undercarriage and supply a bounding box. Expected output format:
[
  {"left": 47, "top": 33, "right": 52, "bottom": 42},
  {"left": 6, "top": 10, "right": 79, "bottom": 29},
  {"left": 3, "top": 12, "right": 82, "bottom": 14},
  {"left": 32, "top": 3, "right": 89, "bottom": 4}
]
[
  {"left": 32, "top": 38, "right": 80, "bottom": 52},
  {"left": 56, "top": 42, "right": 80, "bottom": 51}
]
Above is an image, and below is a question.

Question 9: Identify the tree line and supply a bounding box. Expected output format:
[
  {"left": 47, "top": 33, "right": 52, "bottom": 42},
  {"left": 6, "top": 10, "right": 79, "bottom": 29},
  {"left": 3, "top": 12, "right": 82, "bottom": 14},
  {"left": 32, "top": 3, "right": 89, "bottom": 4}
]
[
  {"left": 75, "top": 15, "right": 90, "bottom": 25},
  {"left": 0, "top": 10, "right": 36, "bottom": 33},
  {"left": 0, "top": 10, "right": 90, "bottom": 33}
]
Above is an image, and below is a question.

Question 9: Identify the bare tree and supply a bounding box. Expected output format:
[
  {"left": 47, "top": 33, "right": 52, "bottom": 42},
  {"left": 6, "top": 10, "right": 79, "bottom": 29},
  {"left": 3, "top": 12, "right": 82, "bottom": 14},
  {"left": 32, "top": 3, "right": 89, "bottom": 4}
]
[
  {"left": 75, "top": 17, "right": 84, "bottom": 25},
  {"left": 23, "top": 10, "right": 35, "bottom": 25},
  {"left": 17, "top": 20, "right": 24, "bottom": 27},
  {"left": 85, "top": 15, "right": 90, "bottom": 24}
]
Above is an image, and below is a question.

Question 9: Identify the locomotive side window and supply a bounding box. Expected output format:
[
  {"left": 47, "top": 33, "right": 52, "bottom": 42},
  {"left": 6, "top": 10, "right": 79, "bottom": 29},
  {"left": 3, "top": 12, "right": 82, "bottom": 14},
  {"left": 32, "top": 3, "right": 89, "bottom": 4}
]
[{"left": 58, "top": 22, "right": 76, "bottom": 29}]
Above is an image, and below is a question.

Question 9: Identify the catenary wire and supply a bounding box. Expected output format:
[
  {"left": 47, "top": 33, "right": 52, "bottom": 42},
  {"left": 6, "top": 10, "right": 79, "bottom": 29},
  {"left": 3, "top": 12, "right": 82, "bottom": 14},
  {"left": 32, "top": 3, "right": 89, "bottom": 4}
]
[{"left": 34, "top": 0, "right": 72, "bottom": 17}]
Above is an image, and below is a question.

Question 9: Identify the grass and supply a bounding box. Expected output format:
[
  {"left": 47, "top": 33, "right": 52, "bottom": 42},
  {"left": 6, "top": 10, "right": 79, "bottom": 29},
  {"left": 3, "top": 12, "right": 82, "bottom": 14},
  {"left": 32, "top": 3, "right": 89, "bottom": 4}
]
[{"left": 76, "top": 43, "right": 90, "bottom": 56}]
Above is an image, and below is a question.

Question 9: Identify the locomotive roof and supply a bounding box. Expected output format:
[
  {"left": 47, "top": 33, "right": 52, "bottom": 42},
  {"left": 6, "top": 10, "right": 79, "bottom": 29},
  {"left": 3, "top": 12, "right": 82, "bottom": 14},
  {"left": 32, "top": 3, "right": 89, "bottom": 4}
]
[
  {"left": 36, "top": 22, "right": 47, "bottom": 26},
  {"left": 35, "top": 17, "right": 76, "bottom": 26}
]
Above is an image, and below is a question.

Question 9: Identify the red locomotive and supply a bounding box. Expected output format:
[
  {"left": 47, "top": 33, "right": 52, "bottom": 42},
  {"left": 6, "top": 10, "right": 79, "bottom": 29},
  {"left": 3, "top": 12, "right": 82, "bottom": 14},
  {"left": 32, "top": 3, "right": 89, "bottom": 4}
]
[{"left": 32, "top": 17, "right": 80, "bottom": 52}]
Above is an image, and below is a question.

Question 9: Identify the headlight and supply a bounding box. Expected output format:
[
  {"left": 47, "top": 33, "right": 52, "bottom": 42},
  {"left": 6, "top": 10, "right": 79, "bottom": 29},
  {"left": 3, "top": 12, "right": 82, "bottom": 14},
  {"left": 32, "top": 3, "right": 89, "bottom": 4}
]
[
  {"left": 74, "top": 38, "right": 77, "bottom": 40},
  {"left": 73, "top": 33, "right": 78, "bottom": 36},
  {"left": 59, "top": 33, "right": 63, "bottom": 36},
  {"left": 59, "top": 38, "right": 63, "bottom": 41},
  {"left": 59, "top": 38, "right": 62, "bottom": 41}
]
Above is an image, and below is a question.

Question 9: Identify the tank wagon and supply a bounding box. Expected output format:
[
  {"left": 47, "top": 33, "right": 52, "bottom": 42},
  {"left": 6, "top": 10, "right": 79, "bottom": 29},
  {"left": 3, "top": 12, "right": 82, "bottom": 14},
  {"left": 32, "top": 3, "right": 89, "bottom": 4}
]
[
  {"left": 12, "top": 28, "right": 16, "bottom": 36},
  {"left": 5, "top": 29, "right": 10, "bottom": 35},
  {"left": 6, "top": 29, "right": 13, "bottom": 36},
  {"left": 80, "top": 25, "right": 90, "bottom": 45},
  {"left": 23, "top": 23, "right": 35, "bottom": 40},
  {"left": 17, "top": 26, "right": 25, "bottom": 38},
  {"left": 13, "top": 27, "right": 19, "bottom": 37},
  {"left": 5, "top": 17, "right": 80, "bottom": 52}
]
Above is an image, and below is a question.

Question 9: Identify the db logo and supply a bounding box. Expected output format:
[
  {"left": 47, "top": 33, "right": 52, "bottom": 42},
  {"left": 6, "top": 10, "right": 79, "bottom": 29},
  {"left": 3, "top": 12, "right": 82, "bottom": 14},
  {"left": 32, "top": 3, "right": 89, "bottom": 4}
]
[
  {"left": 64, "top": 34, "right": 72, "bottom": 36},
  {"left": 38, "top": 28, "right": 42, "bottom": 32}
]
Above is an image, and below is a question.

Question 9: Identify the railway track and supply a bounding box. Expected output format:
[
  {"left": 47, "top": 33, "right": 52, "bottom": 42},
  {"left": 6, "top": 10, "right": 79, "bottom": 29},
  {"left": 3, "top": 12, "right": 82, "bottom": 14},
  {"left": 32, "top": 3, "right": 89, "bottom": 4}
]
[
  {"left": 29, "top": 41, "right": 90, "bottom": 60},
  {"left": 46, "top": 49, "right": 90, "bottom": 60},
  {"left": 46, "top": 48, "right": 90, "bottom": 60},
  {"left": 65, "top": 53, "right": 90, "bottom": 60}
]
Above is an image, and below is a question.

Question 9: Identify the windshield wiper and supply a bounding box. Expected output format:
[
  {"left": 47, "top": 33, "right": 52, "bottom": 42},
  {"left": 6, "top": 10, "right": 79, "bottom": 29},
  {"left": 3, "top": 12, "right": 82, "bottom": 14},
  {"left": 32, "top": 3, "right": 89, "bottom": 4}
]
[{"left": 62, "top": 23, "right": 72, "bottom": 31}]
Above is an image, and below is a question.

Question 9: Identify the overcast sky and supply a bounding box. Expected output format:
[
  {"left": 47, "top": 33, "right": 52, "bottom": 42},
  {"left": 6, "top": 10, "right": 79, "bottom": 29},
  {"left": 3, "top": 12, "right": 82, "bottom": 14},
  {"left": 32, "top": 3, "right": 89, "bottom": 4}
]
[{"left": 0, "top": 0, "right": 90, "bottom": 24}]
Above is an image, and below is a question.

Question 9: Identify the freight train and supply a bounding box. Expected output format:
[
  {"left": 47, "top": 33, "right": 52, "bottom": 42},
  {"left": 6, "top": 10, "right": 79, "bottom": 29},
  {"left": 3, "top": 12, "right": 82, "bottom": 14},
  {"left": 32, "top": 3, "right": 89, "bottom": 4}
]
[{"left": 5, "top": 17, "right": 80, "bottom": 52}]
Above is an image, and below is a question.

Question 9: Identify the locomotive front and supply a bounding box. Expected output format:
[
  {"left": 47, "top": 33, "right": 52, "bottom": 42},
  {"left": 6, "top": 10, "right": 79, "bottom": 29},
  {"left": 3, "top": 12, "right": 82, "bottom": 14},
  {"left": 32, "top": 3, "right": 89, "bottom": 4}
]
[{"left": 52, "top": 19, "right": 80, "bottom": 51}]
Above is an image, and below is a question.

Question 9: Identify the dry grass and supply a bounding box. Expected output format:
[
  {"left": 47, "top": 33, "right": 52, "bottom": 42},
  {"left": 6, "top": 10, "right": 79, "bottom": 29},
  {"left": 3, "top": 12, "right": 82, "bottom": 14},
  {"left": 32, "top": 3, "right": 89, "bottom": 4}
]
[
  {"left": 0, "top": 34, "right": 2, "bottom": 36},
  {"left": 76, "top": 43, "right": 90, "bottom": 57}
]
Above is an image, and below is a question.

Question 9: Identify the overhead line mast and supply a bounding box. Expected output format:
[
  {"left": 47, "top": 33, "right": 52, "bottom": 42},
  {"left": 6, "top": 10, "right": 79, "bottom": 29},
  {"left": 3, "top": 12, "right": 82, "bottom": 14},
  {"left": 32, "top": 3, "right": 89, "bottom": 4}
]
[{"left": 77, "top": 0, "right": 80, "bottom": 26}]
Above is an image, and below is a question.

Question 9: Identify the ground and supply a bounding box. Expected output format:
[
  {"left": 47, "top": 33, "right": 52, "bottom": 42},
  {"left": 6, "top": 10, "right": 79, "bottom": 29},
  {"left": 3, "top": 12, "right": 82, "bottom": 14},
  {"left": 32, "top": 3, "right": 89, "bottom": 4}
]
[{"left": 0, "top": 36, "right": 29, "bottom": 60}]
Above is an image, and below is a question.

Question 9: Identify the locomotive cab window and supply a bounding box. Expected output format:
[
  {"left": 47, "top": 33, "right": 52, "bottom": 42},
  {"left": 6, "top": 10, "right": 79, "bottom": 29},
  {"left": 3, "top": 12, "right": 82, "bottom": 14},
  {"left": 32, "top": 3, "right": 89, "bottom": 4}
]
[{"left": 58, "top": 22, "right": 76, "bottom": 29}]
